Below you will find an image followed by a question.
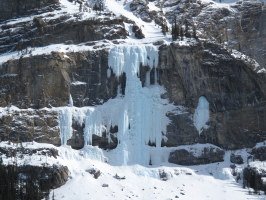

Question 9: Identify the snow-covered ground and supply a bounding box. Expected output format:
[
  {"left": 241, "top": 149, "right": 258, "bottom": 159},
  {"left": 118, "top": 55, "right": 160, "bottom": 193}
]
[
  {"left": 1, "top": 141, "right": 266, "bottom": 200},
  {"left": 52, "top": 148, "right": 261, "bottom": 200}
]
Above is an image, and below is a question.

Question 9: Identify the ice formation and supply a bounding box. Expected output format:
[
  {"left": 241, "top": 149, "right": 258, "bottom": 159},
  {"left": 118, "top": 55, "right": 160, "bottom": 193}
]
[
  {"left": 69, "top": 95, "right": 74, "bottom": 107},
  {"left": 59, "top": 108, "right": 73, "bottom": 146},
  {"left": 58, "top": 45, "right": 174, "bottom": 165},
  {"left": 193, "top": 96, "right": 210, "bottom": 134},
  {"left": 84, "top": 109, "right": 103, "bottom": 145},
  {"left": 106, "top": 45, "right": 172, "bottom": 165}
]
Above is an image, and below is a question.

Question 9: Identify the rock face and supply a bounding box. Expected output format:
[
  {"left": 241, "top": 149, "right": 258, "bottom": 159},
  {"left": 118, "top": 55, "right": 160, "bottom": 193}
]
[
  {"left": 130, "top": 0, "right": 165, "bottom": 26},
  {"left": 194, "top": 0, "right": 266, "bottom": 67},
  {"left": 159, "top": 41, "right": 266, "bottom": 149},
  {"left": 0, "top": 16, "right": 127, "bottom": 54},
  {"left": 20, "top": 165, "right": 69, "bottom": 190},
  {"left": 0, "top": 50, "right": 120, "bottom": 108},
  {"left": 0, "top": 0, "right": 59, "bottom": 22},
  {"left": 0, "top": 144, "right": 68, "bottom": 198},
  {"left": 0, "top": 146, "right": 59, "bottom": 158},
  {"left": 0, "top": 109, "right": 60, "bottom": 145},
  {"left": 162, "top": 0, "right": 266, "bottom": 67},
  {"left": 168, "top": 146, "right": 225, "bottom": 165},
  {"left": 0, "top": 164, "right": 68, "bottom": 199},
  {"left": 227, "top": 1, "right": 266, "bottom": 68}
]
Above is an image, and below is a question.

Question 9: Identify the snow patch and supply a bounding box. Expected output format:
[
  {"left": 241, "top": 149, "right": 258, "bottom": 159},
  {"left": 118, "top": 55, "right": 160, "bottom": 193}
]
[{"left": 193, "top": 96, "right": 210, "bottom": 134}]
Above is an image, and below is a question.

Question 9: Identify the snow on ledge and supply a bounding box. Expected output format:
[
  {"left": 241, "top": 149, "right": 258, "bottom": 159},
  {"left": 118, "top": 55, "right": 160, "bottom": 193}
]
[
  {"left": 231, "top": 49, "right": 265, "bottom": 74},
  {"left": 71, "top": 81, "right": 87, "bottom": 85}
]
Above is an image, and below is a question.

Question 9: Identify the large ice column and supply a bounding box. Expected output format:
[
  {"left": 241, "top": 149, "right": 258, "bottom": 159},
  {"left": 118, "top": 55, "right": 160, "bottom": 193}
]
[
  {"left": 193, "top": 96, "right": 210, "bottom": 134},
  {"left": 59, "top": 108, "right": 73, "bottom": 146},
  {"left": 108, "top": 45, "right": 170, "bottom": 165}
]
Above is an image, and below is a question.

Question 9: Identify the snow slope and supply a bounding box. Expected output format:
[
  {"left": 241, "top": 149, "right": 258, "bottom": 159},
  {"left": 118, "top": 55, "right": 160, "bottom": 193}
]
[
  {"left": 52, "top": 148, "right": 261, "bottom": 200},
  {"left": 1, "top": 141, "right": 264, "bottom": 200}
]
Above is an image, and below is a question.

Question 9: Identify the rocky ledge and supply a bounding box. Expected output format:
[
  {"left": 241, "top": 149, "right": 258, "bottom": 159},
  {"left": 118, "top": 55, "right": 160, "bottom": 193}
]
[{"left": 168, "top": 145, "right": 225, "bottom": 165}]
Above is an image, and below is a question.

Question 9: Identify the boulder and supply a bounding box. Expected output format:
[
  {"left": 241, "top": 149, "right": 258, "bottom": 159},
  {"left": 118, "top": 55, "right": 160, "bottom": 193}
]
[
  {"left": 251, "top": 146, "right": 266, "bottom": 161},
  {"left": 230, "top": 154, "right": 244, "bottom": 164},
  {"left": 132, "top": 25, "right": 145, "bottom": 39},
  {"left": 168, "top": 146, "right": 225, "bottom": 165},
  {"left": 86, "top": 168, "right": 101, "bottom": 179}
]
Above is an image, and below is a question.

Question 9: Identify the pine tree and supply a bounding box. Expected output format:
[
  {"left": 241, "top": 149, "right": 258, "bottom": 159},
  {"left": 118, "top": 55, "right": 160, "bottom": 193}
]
[
  {"left": 161, "top": 22, "right": 168, "bottom": 36},
  {"left": 171, "top": 23, "right": 176, "bottom": 41},
  {"left": 192, "top": 25, "right": 197, "bottom": 39},
  {"left": 184, "top": 20, "right": 191, "bottom": 38},
  {"left": 180, "top": 27, "right": 184, "bottom": 40},
  {"left": 171, "top": 17, "right": 179, "bottom": 41}
]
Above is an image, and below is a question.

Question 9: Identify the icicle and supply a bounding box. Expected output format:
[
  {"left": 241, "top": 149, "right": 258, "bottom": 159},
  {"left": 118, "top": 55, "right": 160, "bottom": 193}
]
[
  {"left": 193, "top": 96, "right": 210, "bottom": 134},
  {"left": 59, "top": 108, "right": 73, "bottom": 146},
  {"left": 69, "top": 94, "right": 74, "bottom": 107},
  {"left": 84, "top": 109, "right": 103, "bottom": 145},
  {"left": 145, "top": 70, "right": 151, "bottom": 87}
]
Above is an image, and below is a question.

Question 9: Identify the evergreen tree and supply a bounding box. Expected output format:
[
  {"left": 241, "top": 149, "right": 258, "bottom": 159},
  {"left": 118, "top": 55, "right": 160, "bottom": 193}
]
[
  {"left": 184, "top": 20, "right": 191, "bottom": 38},
  {"left": 171, "top": 17, "right": 179, "bottom": 41},
  {"left": 192, "top": 25, "right": 197, "bottom": 39},
  {"left": 180, "top": 27, "right": 184, "bottom": 40},
  {"left": 161, "top": 22, "right": 168, "bottom": 36}
]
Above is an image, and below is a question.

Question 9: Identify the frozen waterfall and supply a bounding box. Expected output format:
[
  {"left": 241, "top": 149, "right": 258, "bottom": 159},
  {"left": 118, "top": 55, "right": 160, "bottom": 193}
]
[
  {"left": 58, "top": 45, "right": 174, "bottom": 166},
  {"left": 107, "top": 45, "right": 172, "bottom": 165}
]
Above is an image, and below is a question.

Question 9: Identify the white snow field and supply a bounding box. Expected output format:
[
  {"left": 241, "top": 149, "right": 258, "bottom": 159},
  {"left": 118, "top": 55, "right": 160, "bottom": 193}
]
[{"left": 1, "top": 141, "right": 265, "bottom": 200}]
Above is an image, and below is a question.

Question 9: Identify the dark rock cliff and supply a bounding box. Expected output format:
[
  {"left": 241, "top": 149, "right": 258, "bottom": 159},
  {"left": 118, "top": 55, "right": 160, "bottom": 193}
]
[
  {"left": 0, "top": 16, "right": 127, "bottom": 54},
  {"left": 0, "top": 164, "right": 69, "bottom": 199},
  {"left": 0, "top": 50, "right": 119, "bottom": 108},
  {"left": 0, "top": 0, "right": 59, "bottom": 22},
  {"left": 159, "top": 41, "right": 266, "bottom": 149}
]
